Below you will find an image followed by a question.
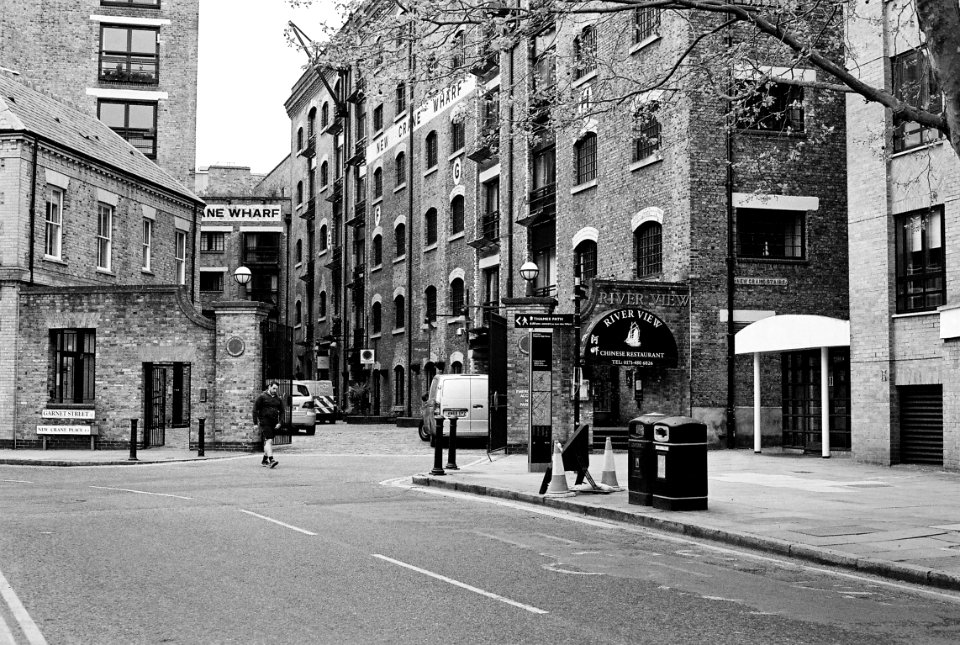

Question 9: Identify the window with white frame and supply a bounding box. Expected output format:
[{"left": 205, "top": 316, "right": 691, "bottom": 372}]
[
  {"left": 142, "top": 217, "right": 153, "bottom": 270},
  {"left": 737, "top": 208, "right": 805, "bottom": 259},
  {"left": 45, "top": 187, "right": 63, "bottom": 259},
  {"left": 574, "top": 239, "right": 597, "bottom": 281},
  {"left": 175, "top": 230, "right": 186, "bottom": 285},
  {"left": 97, "top": 203, "right": 113, "bottom": 271}
]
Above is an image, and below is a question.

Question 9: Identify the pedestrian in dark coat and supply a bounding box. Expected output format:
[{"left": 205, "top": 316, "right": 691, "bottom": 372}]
[{"left": 253, "top": 381, "right": 285, "bottom": 468}]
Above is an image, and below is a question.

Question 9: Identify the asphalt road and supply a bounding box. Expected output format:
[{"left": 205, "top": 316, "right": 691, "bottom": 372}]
[{"left": 1, "top": 425, "right": 960, "bottom": 644}]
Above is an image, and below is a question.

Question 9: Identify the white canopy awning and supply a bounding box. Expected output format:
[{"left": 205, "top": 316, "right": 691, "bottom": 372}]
[{"left": 735, "top": 314, "right": 849, "bottom": 355}]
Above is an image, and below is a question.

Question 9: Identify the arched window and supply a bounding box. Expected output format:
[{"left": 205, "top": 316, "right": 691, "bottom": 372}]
[
  {"left": 395, "top": 152, "right": 406, "bottom": 187},
  {"left": 297, "top": 127, "right": 303, "bottom": 151},
  {"left": 307, "top": 107, "right": 316, "bottom": 140},
  {"left": 450, "top": 196, "right": 464, "bottom": 234},
  {"left": 372, "top": 301, "right": 382, "bottom": 334},
  {"left": 373, "top": 167, "right": 383, "bottom": 198},
  {"left": 450, "top": 361, "right": 463, "bottom": 374},
  {"left": 574, "top": 133, "right": 597, "bottom": 185},
  {"left": 319, "top": 224, "right": 328, "bottom": 252},
  {"left": 425, "top": 208, "right": 438, "bottom": 245},
  {"left": 321, "top": 102, "right": 329, "bottom": 128},
  {"left": 320, "top": 161, "right": 329, "bottom": 187},
  {"left": 394, "top": 295, "right": 405, "bottom": 329},
  {"left": 425, "top": 285, "right": 437, "bottom": 323},
  {"left": 449, "top": 278, "right": 465, "bottom": 317},
  {"left": 295, "top": 300, "right": 302, "bottom": 325},
  {"left": 634, "top": 104, "right": 662, "bottom": 162},
  {"left": 372, "top": 234, "right": 383, "bottom": 266},
  {"left": 635, "top": 222, "right": 663, "bottom": 277},
  {"left": 396, "top": 82, "right": 406, "bottom": 114},
  {"left": 319, "top": 291, "right": 327, "bottom": 318},
  {"left": 395, "top": 223, "right": 406, "bottom": 257},
  {"left": 574, "top": 239, "right": 597, "bottom": 281},
  {"left": 393, "top": 365, "right": 405, "bottom": 406},
  {"left": 425, "top": 131, "right": 438, "bottom": 168},
  {"left": 451, "top": 120, "right": 465, "bottom": 153},
  {"left": 296, "top": 239, "right": 303, "bottom": 263},
  {"left": 573, "top": 25, "right": 596, "bottom": 79},
  {"left": 296, "top": 181, "right": 304, "bottom": 205}
]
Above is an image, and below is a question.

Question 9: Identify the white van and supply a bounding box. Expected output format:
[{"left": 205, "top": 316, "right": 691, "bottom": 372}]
[
  {"left": 419, "top": 374, "right": 488, "bottom": 441},
  {"left": 295, "top": 380, "right": 339, "bottom": 425}
]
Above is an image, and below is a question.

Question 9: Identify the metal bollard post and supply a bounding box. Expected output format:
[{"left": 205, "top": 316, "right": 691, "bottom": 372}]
[
  {"left": 430, "top": 417, "right": 446, "bottom": 476},
  {"left": 128, "top": 419, "right": 139, "bottom": 461},
  {"left": 445, "top": 416, "right": 459, "bottom": 470},
  {"left": 197, "top": 418, "right": 205, "bottom": 457}
]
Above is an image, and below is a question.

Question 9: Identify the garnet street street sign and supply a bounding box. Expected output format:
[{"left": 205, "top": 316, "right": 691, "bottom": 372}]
[{"left": 514, "top": 314, "right": 574, "bottom": 328}]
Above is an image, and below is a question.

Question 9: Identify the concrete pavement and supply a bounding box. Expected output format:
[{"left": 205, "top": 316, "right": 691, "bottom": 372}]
[
  {"left": 412, "top": 449, "right": 960, "bottom": 593},
  {"left": 7, "top": 437, "right": 960, "bottom": 594}
]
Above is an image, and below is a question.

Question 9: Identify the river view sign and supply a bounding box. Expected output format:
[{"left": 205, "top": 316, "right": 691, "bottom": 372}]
[{"left": 585, "top": 308, "right": 679, "bottom": 367}]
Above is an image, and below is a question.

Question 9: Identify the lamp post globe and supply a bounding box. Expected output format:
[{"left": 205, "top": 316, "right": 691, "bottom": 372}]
[
  {"left": 519, "top": 261, "right": 539, "bottom": 283},
  {"left": 233, "top": 266, "right": 252, "bottom": 285}
]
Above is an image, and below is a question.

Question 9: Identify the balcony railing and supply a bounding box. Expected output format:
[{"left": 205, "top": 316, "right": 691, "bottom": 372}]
[
  {"left": 299, "top": 261, "right": 315, "bottom": 284},
  {"left": 346, "top": 78, "right": 365, "bottom": 104},
  {"left": 327, "top": 116, "right": 344, "bottom": 135},
  {"left": 301, "top": 134, "right": 316, "bottom": 158},
  {"left": 325, "top": 177, "right": 343, "bottom": 203},
  {"left": 469, "top": 49, "right": 499, "bottom": 78},
  {"left": 243, "top": 248, "right": 281, "bottom": 264},
  {"left": 467, "top": 211, "right": 500, "bottom": 251},
  {"left": 347, "top": 138, "right": 366, "bottom": 166},
  {"left": 347, "top": 200, "right": 366, "bottom": 227},
  {"left": 519, "top": 183, "right": 556, "bottom": 226},
  {"left": 299, "top": 200, "right": 315, "bottom": 220},
  {"left": 324, "top": 246, "right": 343, "bottom": 269}
]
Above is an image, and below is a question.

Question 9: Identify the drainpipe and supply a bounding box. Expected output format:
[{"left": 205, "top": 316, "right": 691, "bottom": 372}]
[
  {"left": 190, "top": 203, "right": 199, "bottom": 303},
  {"left": 505, "top": 40, "right": 515, "bottom": 299},
  {"left": 405, "top": 40, "right": 416, "bottom": 418},
  {"left": 725, "top": 32, "right": 737, "bottom": 449},
  {"left": 28, "top": 134, "right": 40, "bottom": 284}
]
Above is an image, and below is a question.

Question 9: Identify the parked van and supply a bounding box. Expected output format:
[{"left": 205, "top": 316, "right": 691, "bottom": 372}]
[
  {"left": 419, "top": 374, "right": 488, "bottom": 441},
  {"left": 294, "top": 380, "right": 339, "bottom": 427}
]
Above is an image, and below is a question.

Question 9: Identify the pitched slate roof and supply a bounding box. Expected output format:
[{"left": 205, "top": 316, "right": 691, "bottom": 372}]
[{"left": 0, "top": 74, "right": 200, "bottom": 204}]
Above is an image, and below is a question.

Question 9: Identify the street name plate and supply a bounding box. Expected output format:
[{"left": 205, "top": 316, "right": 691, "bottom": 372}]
[{"left": 514, "top": 313, "right": 574, "bottom": 328}]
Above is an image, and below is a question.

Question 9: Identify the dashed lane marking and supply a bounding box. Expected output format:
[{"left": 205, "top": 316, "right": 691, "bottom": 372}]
[
  {"left": 372, "top": 554, "right": 548, "bottom": 614},
  {"left": 239, "top": 510, "right": 318, "bottom": 536},
  {"left": 89, "top": 486, "right": 192, "bottom": 500}
]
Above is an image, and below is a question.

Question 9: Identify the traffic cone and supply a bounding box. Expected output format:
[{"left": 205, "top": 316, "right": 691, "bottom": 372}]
[
  {"left": 600, "top": 437, "right": 623, "bottom": 491},
  {"left": 544, "top": 442, "right": 575, "bottom": 497}
]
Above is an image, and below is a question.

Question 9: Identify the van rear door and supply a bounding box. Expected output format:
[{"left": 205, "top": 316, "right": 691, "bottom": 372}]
[{"left": 468, "top": 377, "right": 489, "bottom": 435}]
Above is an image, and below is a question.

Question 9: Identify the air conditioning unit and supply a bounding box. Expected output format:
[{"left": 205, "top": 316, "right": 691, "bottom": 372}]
[{"left": 359, "top": 348, "right": 375, "bottom": 365}]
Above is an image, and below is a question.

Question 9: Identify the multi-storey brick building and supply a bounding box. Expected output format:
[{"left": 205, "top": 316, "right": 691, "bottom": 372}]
[
  {"left": 0, "top": 0, "right": 200, "bottom": 185},
  {"left": 846, "top": 0, "right": 960, "bottom": 468},
  {"left": 286, "top": 3, "right": 850, "bottom": 448}
]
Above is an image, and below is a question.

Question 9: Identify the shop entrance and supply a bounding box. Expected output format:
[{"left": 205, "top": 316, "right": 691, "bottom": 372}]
[{"left": 781, "top": 348, "right": 850, "bottom": 452}]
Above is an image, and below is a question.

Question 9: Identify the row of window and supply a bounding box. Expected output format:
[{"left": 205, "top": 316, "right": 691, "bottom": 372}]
[{"left": 44, "top": 187, "right": 187, "bottom": 280}]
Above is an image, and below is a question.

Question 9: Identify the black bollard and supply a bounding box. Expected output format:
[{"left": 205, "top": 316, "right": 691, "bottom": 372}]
[
  {"left": 128, "top": 419, "right": 139, "bottom": 461},
  {"left": 198, "top": 418, "right": 205, "bottom": 457},
  {"left": 430, "top": 417, "right": 446, "bottom": 476},
  {"left": 445, "top": 416, "right": 459, "bottom": 470}
]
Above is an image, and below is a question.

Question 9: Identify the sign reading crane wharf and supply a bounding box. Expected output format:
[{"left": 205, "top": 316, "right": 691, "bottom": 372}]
[
  {"left": 585, "top": 308, "right": 679, "bottom": 368},
  {"left": 202, "top": 204, "right": 282, "bottom": 223}
]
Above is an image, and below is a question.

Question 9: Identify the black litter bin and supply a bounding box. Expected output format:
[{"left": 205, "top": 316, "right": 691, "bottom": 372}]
[
  {"left": 651, "top": 416, "right": 708, "bottom": 511},
  {"left": 627, "top": 413, "right": 666, "bottom": 506}
]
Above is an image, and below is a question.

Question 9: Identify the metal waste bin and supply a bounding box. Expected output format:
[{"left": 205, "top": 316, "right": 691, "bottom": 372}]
[
  {"left": 627, "top": 413, "right": 666, "bottom": 506},
  {"left": 652, "top": 416, "right": 708, "bottom": 511}
]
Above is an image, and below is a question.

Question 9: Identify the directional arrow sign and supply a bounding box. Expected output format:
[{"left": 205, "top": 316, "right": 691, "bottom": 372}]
[{"left": 514, "top": 313, "right": 574, "bottom": 328}]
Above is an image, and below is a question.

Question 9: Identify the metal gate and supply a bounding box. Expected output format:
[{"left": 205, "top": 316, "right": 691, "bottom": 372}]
[
  {"left": 261, "top": 320, "right": 295, "bottom": 445},
  {"left": 487, "top": 313, "right": 508, "bottom": 452},
  {"left": 899, "top": 385, "right": 943, "bottom": 465},
  {"left": 144, "top": 364, "right": 166, "bottom": 447}
]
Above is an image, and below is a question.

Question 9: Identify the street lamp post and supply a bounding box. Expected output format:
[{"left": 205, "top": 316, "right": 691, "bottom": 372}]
[
  {"left": 233, "top": 265, "right": 252, "bottom": 299},
  {"left": 520, "top": 261, "right": 539, "bottom": 460},
  {"left": 572, "top": 276, "right": 584, "bottom": 430}
]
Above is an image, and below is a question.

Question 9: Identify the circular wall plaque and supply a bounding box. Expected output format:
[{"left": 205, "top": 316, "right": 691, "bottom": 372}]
[{"left": 226, "top": 336, "right": 245, "bottom": 357}]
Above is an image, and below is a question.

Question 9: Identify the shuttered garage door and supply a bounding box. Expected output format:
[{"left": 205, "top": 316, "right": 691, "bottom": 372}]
[{"left": 899, "top": 385, "right": 943, "bottom": 466}]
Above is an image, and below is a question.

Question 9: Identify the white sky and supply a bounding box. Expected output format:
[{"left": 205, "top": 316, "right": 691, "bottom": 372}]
[{"left": 196, "top": 0, "right": 338, "bottom": 175}]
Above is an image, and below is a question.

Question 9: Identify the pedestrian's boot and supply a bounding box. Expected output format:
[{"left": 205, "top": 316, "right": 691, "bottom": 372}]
[
  {"left": 261, "top": 456, "right": 269, "bottom": 467},
  {"left": 269, "top": 457, "right": 278, "bottom": 469}
]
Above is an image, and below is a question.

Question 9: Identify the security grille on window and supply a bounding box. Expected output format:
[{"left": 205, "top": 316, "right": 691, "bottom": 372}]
[
  {"left": 735, "top": 82, "right": 804, "bottom": 132},
  {"left": 575, "top": 240, "right": 597, "bottom": 281},
  {"left": 199, "top": 271, "right": 224, "bottom": 292},
  {"left": 574, "top": 133, "right": 597, "bottom": 185},
  {"left": 142, "top": 218, "right": 153, "bottom": 271},
  {"left": 200, "top": 231, "right": 225, "bottom": 252},
  {"left": 45, "top": 188, "right": 63, "bottom": 259},
  {"left": 635, "top": 222, "right": 662, "bottom": 277},
  {"left": 451, "top": 120, "right": 465, "bottom": 152},
  {"left": 896, "top": 206, "right": 944, "bottom": 313},
  {"left": 450, "top": 278, "right": 465, "bottom": 316},
  {"left": 51, "top": 329, "right": 96, "bottom": 404},
  {"left": 425, "top": 131, "right": 438, "bottom": 168},
  {"left": 634, "top": 7, "right": 661, "bottom": 43},
  {"left": 97, "top": 100, "right": 157, "bottom": 158},
  {"left": 97, "top": 203, "right": 113, "bottom": 270},
  {"left": 892, "top": 48, "right": 943, "bottom": 152},
  {"left": 425, "top": 208, "right": 438, "bottom": 245},
  {"left": 99, "top": 24, "right": 158, "bottom": 84},
  {"left": 737, "top": 208, "right": 805, "bottom": 259},
  {"left": 633, "top": 107, "right": 661, "bottom": 161}
]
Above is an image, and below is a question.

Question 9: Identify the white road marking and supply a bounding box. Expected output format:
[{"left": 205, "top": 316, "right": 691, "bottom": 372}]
[
  {"left": 542, "top": 563, "right": 603, "bottom": 576},
  {"left": 473, "top": 532, "right": 532, "bottom": 549},
  {"left": 0, "top": 567, "right": 48, "bottom": 645},
  {"left": 392, "top": 477, "right": 960, "bottom": 604},
  {"left": 0, "top": 611, "right": 15, "bottom": 645},
  {"left": 89, "top": 486, "right": 192, "bottom": 500},
  {"left": 0, "top": 480, "right": 32, "bottom": 484},
  {"left": 372, "top": 554, "right": 548, "bottom": 615},
  {"left": 239, "top": 510, "right": 318, "bottom": 536},
  {"left": 535, "top": 533, "right": 578, "bottom": 545}
]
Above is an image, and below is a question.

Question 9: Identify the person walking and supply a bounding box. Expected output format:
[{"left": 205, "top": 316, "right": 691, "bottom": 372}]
[{"left": 253, "top": 381, "right": 285, "bottom": 468}]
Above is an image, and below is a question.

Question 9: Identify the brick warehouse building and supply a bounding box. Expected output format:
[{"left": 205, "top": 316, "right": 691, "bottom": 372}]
[
  {"left": 0, "top": 0, "right": 200, "bottom": 185},
  {"left": 0, "top": 74, "right": 275, "bottom": 451},
  {"left": 285, "top": 2, "right": 850, "bottom": 448},
  {"left": 846, "top": 0, "right": 960, "bottom": 468}
]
